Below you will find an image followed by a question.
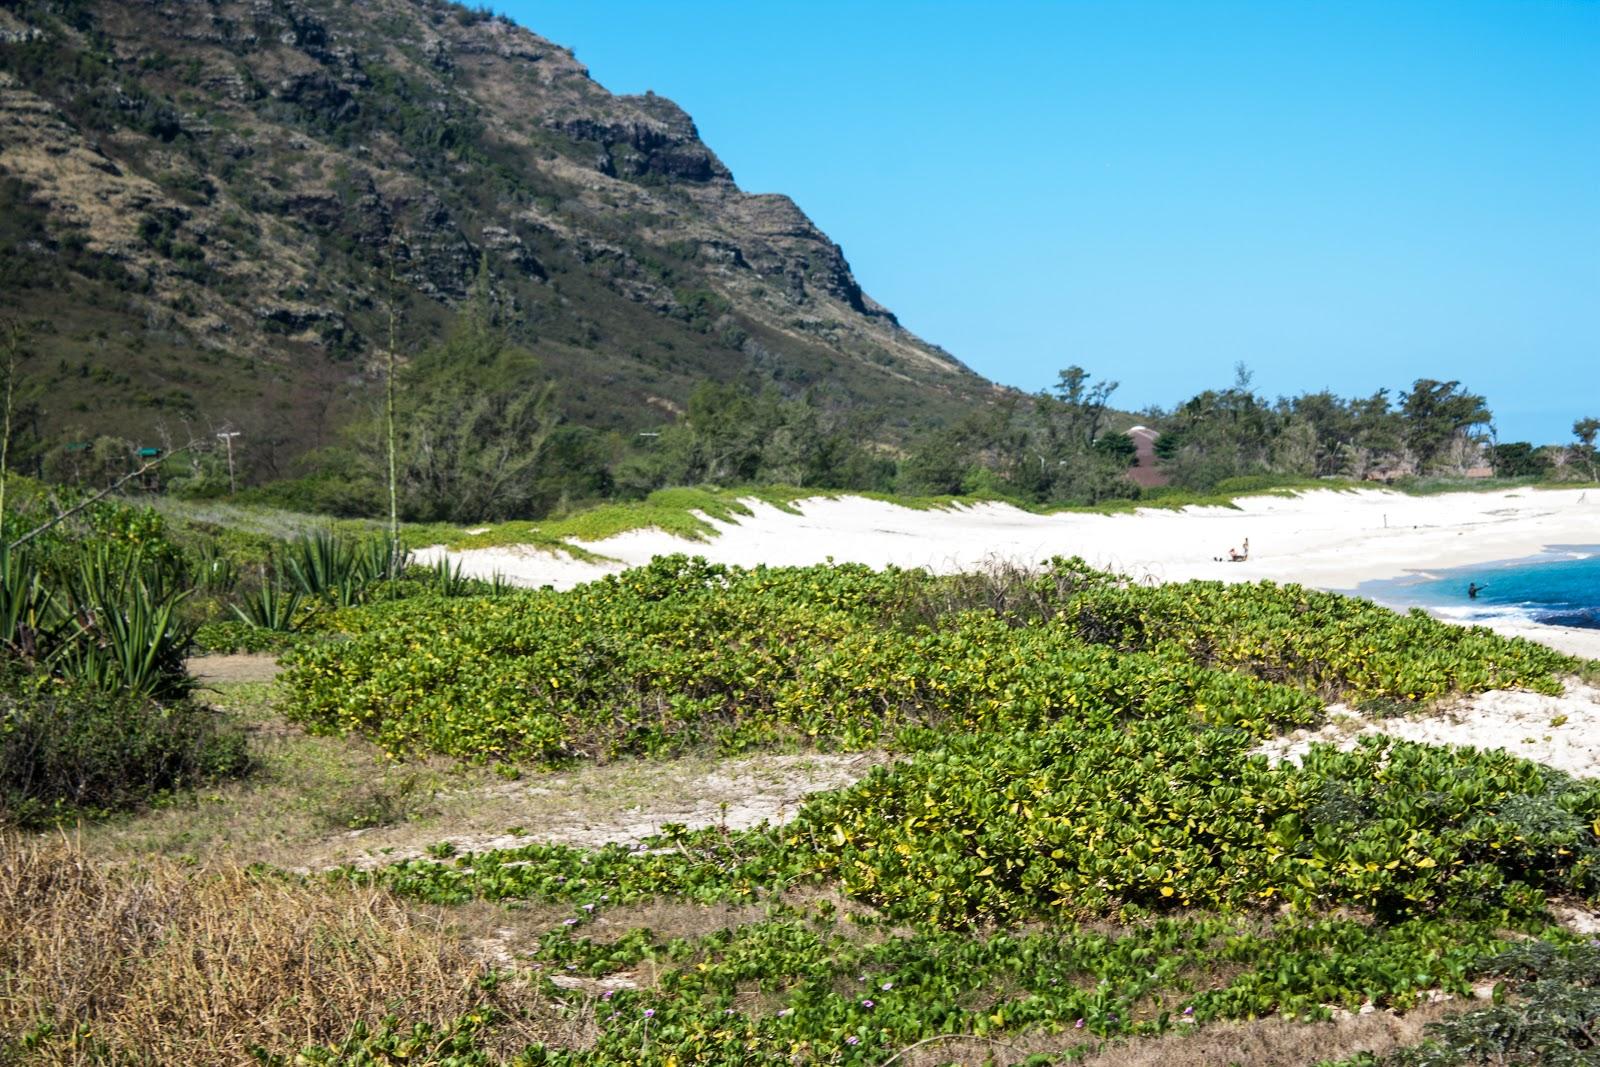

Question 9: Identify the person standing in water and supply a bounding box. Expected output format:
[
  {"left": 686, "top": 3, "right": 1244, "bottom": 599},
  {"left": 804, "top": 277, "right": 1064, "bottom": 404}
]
[{"left": 1468, "top": 582, "right": 1483, "bottom": 599}]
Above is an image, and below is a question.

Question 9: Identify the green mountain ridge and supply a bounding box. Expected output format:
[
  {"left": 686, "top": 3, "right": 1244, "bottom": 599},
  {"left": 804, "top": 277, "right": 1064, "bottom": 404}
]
[{"left": 0, "top": 0, "right": 995, "bottom": 483}]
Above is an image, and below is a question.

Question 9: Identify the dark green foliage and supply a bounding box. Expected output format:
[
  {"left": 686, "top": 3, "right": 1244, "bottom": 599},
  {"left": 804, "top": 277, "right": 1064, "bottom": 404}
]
[
  {"left": 191, "top": 618, "right": 299, "bottom": 654},
  {"left": 894, "top": 375, "right": 1143, "bottom": 504},
  {"left": 283, "top": 529, "right": 404, "bottom": 606},
  {"left": 1383, "top": 941, "right": 1600, "bottom": 1066},
  {"left": 0, "top": 495, "right": 252, "bottom": 824},
  {"left": 0, "top": 671, "right": 247, "bottom": 827},
  {"left": 1158, "top": 371, "right": 1282, "bottom": 488},
  {"left": 1402, "top": 381, "right": 1492, "bottom": 473},
  {"left": 0, "top": 539, "right": 194, "bottom": 699},
  {"left": 1573, "top": 418, "right": 1600, "bottom": 482},
  {"left": 619, "top": 382, "right": 889, "bottom": 496},
  {"left": 234, "top": 463, "right": 384, "bottom": 519},
  {"left": 55, "top": 543, "right": 194, "bottom": 699},
  {"left": 1490, "top": 442, "right": 1553, "bottom": 479}
]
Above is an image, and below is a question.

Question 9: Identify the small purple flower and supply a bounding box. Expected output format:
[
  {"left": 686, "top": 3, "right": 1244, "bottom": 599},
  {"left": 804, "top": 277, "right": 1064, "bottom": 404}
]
[
  {"left": 1074, "top": 1018, "right": 1085, "bottom": 1030},
  {"left": 602, "top": 990, "right": 614, "bottom": 1001},
  {"left": 583, "top": 903, "right": 595, "bottom": 912},
  {"left": 880, "top": 981, "right": 894, "bottom": 991},
  {"left": 643, "top": 1008, "right": 655, "bottom": 1019},
  {"left": 846, "top": 1036, "right": 860, "bottom": 1045},
  {"left": 861, "top": 999, "right": 875, "bottom": 1009},
  {"left": 777, "top": 1008, "right": 793, "bottom": 1018},
  {"left": 563, "top": 918, "right": 578, "bottom": 926},
  {"left": 1183, "top": 1006, "right": 1194, "bottom": 1016}
]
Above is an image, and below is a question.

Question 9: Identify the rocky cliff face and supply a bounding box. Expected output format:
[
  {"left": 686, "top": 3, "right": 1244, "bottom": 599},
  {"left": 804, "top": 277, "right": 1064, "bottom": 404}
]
[{"left": 0, "top": 0, "right": 989, "bottom": 468}]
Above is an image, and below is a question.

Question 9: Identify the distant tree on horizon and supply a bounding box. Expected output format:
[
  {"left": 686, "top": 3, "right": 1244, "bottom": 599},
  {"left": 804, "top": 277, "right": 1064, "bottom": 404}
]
[
  {"left": 1574, "top": 417, "right": 1599, "bottom": 482},
  {"left": 1400, "top": 379, "right": 1492, "bottom": 474}
]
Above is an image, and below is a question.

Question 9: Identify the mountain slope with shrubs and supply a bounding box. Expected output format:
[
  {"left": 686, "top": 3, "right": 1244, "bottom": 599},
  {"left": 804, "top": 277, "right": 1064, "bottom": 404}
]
[{"left": 0, "top": 0, "right": 988, "bottom": 481}]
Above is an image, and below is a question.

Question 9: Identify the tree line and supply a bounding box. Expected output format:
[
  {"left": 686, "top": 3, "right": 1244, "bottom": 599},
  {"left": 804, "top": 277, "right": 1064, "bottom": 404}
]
[{"left": 5, "top": 308, "right": 1598, "bottom": 524}]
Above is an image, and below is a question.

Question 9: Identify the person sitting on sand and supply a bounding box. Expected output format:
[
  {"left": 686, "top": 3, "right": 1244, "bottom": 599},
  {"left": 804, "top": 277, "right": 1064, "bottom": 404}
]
[{"left": 1214, "top": 547, "right": 1246, "bottom": 562}]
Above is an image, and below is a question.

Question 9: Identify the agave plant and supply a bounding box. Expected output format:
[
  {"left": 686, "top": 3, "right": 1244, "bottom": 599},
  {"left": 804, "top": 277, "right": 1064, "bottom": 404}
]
[
  {"left": 0, "top": 543, "right": 60, "bottom": 661},
  {"left": 52, "top": 543, "right": 194, "bottom": 699},
  {"left": 424, "top": 556, "right": 470, "bottom": 597},
  {"left": 190, "top": 540, "right": 241, "bottom": 596},
  {"left": 230, "top": 573, "right": 304, "bottom": 633},
  {"left": 283, "top": 530, "right": 407, "bottom": 607}
]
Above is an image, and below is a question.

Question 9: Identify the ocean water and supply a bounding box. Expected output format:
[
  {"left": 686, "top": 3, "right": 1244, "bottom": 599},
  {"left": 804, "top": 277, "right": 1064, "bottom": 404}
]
[{"left": 1354, "top": 545, "right": 1600, "bottom": 631}]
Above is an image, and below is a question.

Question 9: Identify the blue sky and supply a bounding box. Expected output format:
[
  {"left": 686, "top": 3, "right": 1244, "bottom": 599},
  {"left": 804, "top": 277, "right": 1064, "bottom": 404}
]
[{"left": 499, "top": 1, "right": 1598, "bottom": 443}]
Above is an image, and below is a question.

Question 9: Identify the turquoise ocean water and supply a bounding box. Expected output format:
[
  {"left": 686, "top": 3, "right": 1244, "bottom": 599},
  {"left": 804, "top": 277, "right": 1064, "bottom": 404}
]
[{"left": 1354, "top": 545, "right": 1600, "bottom": 631}]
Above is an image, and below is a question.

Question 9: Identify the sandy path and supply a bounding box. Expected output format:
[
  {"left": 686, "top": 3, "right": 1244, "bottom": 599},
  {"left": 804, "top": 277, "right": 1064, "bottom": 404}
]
[
  {"left": 294, "top": 751, "right": 887, "bottom": 871},
  {"left": 189, "top": 653, "right": 283, "bottom": 685}
]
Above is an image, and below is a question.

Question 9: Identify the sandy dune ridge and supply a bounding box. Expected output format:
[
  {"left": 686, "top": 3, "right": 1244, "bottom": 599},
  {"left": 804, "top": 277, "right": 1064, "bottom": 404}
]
[{"left": 417, "top": 487, "right": 1600, "bottom": 659}]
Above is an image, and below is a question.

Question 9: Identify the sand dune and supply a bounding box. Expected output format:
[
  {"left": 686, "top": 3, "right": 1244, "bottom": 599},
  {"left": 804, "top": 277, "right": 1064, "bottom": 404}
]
[{"left": 418, "top": 486, "right": 1600, "bottom": 659}]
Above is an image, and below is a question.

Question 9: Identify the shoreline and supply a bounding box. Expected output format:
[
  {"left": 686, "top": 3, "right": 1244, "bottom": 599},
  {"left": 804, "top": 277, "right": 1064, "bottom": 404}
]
[
  {"left": 1355, "top": 547, "right": 1600, "bottom": 660},
  {"left": 417, "top": 486, "right": 1600, "bottom": 660}
]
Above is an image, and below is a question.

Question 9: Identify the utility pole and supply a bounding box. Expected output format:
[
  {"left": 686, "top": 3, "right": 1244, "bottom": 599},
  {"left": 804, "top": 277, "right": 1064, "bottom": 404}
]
[
  {"left": 216, "top": 430, "right": 241, "bottom": 494},
  {"left": 386, "top": 258, "right": 401, "bottom": 572}
]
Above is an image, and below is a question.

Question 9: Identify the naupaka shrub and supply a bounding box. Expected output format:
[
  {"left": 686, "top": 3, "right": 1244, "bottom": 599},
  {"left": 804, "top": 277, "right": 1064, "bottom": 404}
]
[
  {"left": 281, "top": 555, "right": 1574, "bottom": 763},
  {"left": 797, "top": 720, "right": 1600, "bottom": 926}
]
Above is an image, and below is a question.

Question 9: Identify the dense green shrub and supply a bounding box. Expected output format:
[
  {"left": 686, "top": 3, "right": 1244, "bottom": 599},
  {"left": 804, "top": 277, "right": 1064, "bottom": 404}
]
[
  {"left": 0, "top": 674, "right": 247, "bottom": 826},
  {"left": 799, "top": 723, "right": 1600, "bottom": 926},
  {"left": 1328, "top": 940, "right": 1600, "bottom": 1066},
  {"left": 191, "top": 619, "right": 300, "bottom": 655},
  {"left": 282, "top": 556, "right": 1574, "bottom": 764}
]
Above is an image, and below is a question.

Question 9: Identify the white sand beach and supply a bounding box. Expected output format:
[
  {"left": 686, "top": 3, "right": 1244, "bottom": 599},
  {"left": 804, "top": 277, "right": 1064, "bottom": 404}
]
[{"left": 420, "top": 486, "right": 1600, "bottom": 659}]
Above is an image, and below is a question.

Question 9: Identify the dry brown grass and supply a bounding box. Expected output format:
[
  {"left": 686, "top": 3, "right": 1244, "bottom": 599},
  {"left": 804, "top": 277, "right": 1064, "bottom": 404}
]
[
  {"left": 0, "top": 833, "right": 573, "bottom": 1064},
  {"left": 879, "top": 1001, "right": 1466, "bottom": 1066},
  {"left": 1074, "top": 1001, "right": 1467, "bottom": 1067}
]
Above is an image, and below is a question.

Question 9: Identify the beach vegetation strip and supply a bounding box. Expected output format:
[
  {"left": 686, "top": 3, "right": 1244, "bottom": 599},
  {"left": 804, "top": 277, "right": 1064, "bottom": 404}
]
[
  {"left": 9, "top": 550, "right": 1598, "bottom": 1064},
  {"left": 174, "top": 555, "right": 1585, "bottom": 1060},
  {"left": 282, "top": 555, "right": 1574, "bottom": 766}
]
